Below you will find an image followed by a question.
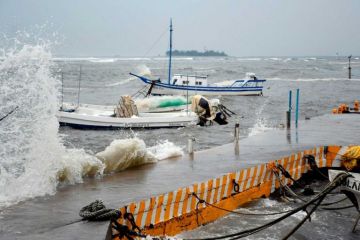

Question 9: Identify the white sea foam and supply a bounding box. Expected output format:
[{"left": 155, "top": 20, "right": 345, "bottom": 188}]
[
  {"left": 88, "top": 58, "right": 117, "bottom": 63},
  {"left": 236, "top": 57, "right": 262, "bottom": 61},
  {"left": 95, "top": 138, "right": 183, "bottom": 173},
  {"left": 0, "top": 42, "right": 105, "bottom": 209},
  {"left": 0, "top": 41, "right": 183, "bottom": 209},
  {"left": 248, "top": 119, "right": 273, "bottom": 137},
  {"left": 248, "top": 99, "right": 274, "bottom": 137},
  {"left": 147, "top": 140, "right": 184, "bottom": 160}
]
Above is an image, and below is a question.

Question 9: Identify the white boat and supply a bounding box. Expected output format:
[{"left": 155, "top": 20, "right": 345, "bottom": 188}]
[
  {"left": 57, "top": 98, "right": 197, "bottom": 129},
  {"left": 328, "top": 169, "right": 360, "bottom": 206},
  {"left": 57, "top": 106, "right": 197, "bottom": 129},
  {"left": 130, "top": 20, "right": 266, "bottom": 96}
]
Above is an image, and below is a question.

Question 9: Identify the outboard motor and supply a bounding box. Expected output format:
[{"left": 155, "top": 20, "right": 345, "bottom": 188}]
[{"left": 191, "top": 95, "right": 229, "bottom": 126}]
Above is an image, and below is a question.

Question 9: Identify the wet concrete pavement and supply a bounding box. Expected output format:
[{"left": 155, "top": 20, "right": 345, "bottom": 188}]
[{"left": 1, "top": 114, "right": 359, "bottom": 240}]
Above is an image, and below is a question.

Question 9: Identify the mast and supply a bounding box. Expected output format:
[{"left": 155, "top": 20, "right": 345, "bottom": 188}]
[{"left": 168, "top": 19, "right": 173, "bottom": 84}]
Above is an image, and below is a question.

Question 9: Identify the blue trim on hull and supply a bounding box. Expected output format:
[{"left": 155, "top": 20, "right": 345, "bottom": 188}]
[{"left": 59, "top": 122, "right": 187, "bottom": 130}]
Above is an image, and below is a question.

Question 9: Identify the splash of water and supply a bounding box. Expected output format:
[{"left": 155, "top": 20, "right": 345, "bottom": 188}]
[
  {"left": 0, "top": 42, "right": 184, "bottom": 209},
  {"left": 106, "top": 64, "right": 152, "bottom": 87},
  {"left": 247, "top": 99, "right": 274, "bottom": 137},
  {"left": 96, "top": 138, "right": 183, "bottom": 174},
  {"left": 0, "top": 42, "right": 104, "bottom": 209}
]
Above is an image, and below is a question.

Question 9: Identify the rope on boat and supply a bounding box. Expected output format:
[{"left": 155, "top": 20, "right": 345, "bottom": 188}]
[
  {"left": 192, "top": 192, "right": 295, "bottom": 216},
  {"left": 276, "top": 164, "right": 305, "bottom": 188},
  {"left": 79, "top": 200, "right": 120, "bottom": 221},
  {"left": 131, "top": 85, "right": 149, "bottom": 98},
  {"left": 110, "top": 210, "right": 145, "bottom": 240},
  {"left": 304, "top": 154, "right": 329, "bottom": 179},
  {"left": 108, "top": 172, "right": 357, "bottom": 239}
]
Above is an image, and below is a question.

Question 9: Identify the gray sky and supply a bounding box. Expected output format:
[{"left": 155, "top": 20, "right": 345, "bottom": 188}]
[{"left": 1, "top": 0, "right": 359, "bottom": 57}]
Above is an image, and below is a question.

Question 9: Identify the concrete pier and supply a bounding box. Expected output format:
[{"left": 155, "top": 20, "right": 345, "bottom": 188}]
[{"left": 0, "top": 114, "right": 359, "bottom": 239}]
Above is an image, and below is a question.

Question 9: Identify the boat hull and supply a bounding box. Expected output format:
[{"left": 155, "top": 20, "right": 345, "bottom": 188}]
[
  {"left": 130, "top": 73, "right": 265, "bottom": 96},
  {"left": 57, "top": 111, "right": 197, "bottom": 129},
  {"left": 328, "top": 169, "right": 360, "bottom": 206},
  {"left": 150, "top": 85, "right": 263, "bottom": 96}
]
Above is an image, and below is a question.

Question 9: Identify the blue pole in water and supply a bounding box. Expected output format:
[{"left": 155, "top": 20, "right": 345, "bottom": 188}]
[
  {"left": 295, "top": 89, "right": 300, "bottom": 127},
  {"left": 288, "top": 90, "right": 292, "bottom": 113}
]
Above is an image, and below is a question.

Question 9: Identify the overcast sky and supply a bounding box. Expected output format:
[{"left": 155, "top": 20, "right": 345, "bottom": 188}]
[{"left": 1, "top": 0, "right": 359, "bottom": 57}]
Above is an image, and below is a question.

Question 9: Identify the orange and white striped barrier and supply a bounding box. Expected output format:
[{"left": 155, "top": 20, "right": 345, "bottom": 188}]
[{"left": 109, "top": 145, "right": 354, "bottom": 239}]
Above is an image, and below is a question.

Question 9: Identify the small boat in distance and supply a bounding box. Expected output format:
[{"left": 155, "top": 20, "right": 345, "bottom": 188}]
[{"left": 130, "top": 19, "right": 266, "bottom": 96}]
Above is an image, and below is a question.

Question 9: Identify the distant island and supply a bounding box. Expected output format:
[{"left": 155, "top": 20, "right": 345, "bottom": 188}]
[{"left": 166, "top": 50, "right": 228, "bottom": 57}]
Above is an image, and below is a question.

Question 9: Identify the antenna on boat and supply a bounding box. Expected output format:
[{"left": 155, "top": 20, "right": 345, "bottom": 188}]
[
  {"left": 61, "top": 71, "right": 64, "bottom": 110},
  {"left": 77, "top": 65, "right": 82, "bottom": 108},
  {"left": 186, "top": 75, "right": 189, "bottom": 115},
  {"left": 168, "top": 18, "right": 173, "bottom": 84}
]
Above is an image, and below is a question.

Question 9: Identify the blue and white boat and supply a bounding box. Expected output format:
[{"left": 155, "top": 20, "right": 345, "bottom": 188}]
[{"left": 130, "top": 20, "right": 266, "bottom": 96}]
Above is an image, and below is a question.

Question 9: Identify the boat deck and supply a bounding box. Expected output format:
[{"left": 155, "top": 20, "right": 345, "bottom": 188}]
[{"left": 1, "top": 114, "right": 359, "bottom": 239}]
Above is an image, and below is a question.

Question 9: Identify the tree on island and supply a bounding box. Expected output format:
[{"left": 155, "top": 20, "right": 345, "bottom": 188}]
[{"left": 166, "top": 50, "right": 228, "bottom": 57}]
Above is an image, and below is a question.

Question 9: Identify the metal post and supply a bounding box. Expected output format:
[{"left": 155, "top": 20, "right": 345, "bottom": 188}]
[
  {"left": 348, "top": 55, "right": 352, "bottom": 79},
  {"left": 286, "top": 111, "right": 291, "bottom": 129},
  {"left": 234, "top": 122, "right": 240, "bottom": 155},
  {"left": 295, "top": 88, "right": 299, "bottom": 128},
  {"left": 289, "top": 90, "right": 292, "bottom": 113},
  {"left": 287, "top": 90, "right": 292, "bottom": 128},
  {"left": 234, "top": 122, "right": 240, "bottom": 143},
  {"left": 168, "top": 19, "right": 173, "bottom": 84},
  {"left": 188, "top": 137, "right": 195, "bottom": 154}
]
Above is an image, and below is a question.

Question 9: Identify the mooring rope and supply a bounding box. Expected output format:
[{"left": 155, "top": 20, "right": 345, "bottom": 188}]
[
  {"left": 272, "top": 168, "right": 352, "bottom": 210},
  {"left": 304, "top": 154, "right": 329, "bottom": 179},
  {"left": 192, "top": 192, "right": 295, "bottom": 216},
  {"left": 183, "top": 172, "right": 350, "bottom": 240},
  {"left": 79, "top": 200, "right": 120, "bottom": 221}
]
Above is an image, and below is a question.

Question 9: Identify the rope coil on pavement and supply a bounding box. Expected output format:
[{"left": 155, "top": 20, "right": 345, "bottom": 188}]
[{"left": 79, "top": 200, "right": 121, "bottom": 221}]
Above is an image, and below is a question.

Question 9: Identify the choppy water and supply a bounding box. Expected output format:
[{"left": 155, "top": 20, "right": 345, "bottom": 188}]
[
  {"left": 1, "top": 42, "right": 360, "bottom": 239},
  {"left": 57, "top": 55, "right": 360, "bottom": 153}
]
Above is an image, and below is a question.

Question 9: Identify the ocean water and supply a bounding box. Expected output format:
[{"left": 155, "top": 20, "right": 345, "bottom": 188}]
[
  {"left": 1, "top": 42, "right": 360, "bottom": 239},
  {"left": 57, "top": 54, "right": 360, "bottom": 153}
]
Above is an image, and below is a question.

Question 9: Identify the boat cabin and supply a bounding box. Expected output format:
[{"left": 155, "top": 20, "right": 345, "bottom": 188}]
[{"left": 171, "top": 74, "right": 208, "bottom": 86}]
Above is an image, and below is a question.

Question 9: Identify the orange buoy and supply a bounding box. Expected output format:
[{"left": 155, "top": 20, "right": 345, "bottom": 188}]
[{"left": 354, "top": 100, "right": 359, "bottom": 111}]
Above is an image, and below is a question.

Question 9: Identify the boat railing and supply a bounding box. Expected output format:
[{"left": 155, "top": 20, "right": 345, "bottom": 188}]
[{"left": 230, "top": 79, "right": 266, "bottom": 87}]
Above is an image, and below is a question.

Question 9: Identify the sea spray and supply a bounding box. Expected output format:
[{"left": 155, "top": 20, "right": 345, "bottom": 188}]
[
  {"left": 95, "top": 138, "right": 184, "bottom": 173},
  {"left": 248, "top": 118, "right": 273, "bottom": 137},
  {"left": 248, "top": 98, "right": 273, "bottom": 137},
  {"left": 96, "top": 138, "right": 157, "bottom": 173},
  {"left": 147, "top": 140, "right": 184, "bottom": 160},
  {"left": 0, "top": 42, "right": 104, "bottom": 209},
  {"left": 106, "top": 64, "right": 152, "bottom": 87}
]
